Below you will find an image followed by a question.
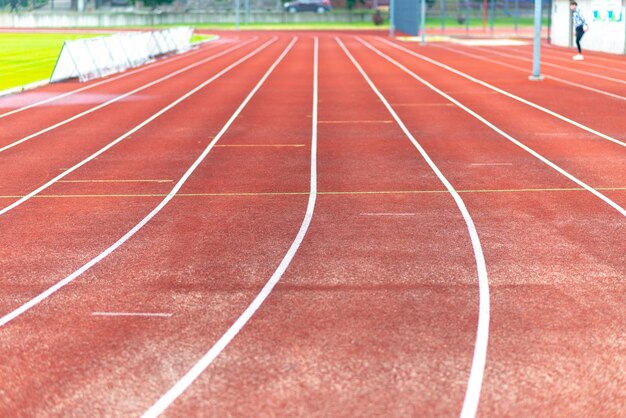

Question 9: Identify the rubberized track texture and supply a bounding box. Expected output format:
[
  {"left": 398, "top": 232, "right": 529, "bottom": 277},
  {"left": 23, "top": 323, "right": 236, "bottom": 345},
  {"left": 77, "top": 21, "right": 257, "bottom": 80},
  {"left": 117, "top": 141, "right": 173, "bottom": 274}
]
[{"left": 0, "top": 32, "right": 624, "bottom": 417}]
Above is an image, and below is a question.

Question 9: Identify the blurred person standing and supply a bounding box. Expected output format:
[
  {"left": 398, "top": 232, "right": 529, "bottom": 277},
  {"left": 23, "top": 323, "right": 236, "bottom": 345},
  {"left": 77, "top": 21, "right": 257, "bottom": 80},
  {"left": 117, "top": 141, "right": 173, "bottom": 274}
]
[{"left": 570, "top": 1, "right": 589, "bottom": 60}]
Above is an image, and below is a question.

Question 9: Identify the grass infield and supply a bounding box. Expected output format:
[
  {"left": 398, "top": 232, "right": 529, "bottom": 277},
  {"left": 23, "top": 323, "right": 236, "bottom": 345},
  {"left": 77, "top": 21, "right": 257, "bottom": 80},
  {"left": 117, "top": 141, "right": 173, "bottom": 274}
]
[
  {"left": 0, "top": 18, "right": 538, "bottom": 92},
  {"left": 0, "top": 32, "right": 102, "bottom": 91},
  {"left": 0, "top": 32, "right": 217, "bottom": 92}
]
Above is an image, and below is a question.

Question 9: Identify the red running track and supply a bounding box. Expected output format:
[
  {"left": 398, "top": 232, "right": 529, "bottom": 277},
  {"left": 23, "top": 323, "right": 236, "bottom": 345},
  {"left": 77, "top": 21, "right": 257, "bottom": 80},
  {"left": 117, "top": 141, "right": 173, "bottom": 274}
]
[{"left": 0, "top": 32, "right": 624, "bottom": 417}]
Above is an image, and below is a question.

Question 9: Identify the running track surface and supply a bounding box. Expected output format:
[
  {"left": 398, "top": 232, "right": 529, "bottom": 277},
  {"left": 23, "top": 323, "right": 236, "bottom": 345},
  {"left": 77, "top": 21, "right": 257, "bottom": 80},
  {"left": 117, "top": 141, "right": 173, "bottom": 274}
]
[{"left": 0, "top": 32, "right": 624, "bottom": 417}]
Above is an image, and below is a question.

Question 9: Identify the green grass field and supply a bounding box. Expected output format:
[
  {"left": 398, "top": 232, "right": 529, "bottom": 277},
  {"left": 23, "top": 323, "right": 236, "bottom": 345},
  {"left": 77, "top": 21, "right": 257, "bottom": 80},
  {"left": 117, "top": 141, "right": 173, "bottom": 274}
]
[
  {"left": 0, "top": 32, "right": 218, "bottom": 92},
  {"left": 0, "top": 19, "right": 538, "bottom": 92},
  {"left": 0, "top": 32, "right": 104, "bottom": 91}
]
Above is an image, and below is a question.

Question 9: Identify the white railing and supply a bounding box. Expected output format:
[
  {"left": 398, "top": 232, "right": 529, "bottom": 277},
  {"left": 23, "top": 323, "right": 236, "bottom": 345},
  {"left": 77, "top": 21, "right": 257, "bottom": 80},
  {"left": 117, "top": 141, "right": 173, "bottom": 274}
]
[{"left": 50, "top": 27, "right": 194, "bottom": 83}]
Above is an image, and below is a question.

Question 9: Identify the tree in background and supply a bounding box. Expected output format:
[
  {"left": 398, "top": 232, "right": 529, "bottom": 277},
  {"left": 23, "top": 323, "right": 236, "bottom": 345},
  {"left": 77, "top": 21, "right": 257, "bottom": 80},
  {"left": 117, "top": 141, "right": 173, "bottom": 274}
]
[
  {"left": 134, "top": 0, "right": 174, "bottom": 9},
  {"left": 346, "top": 0, "right": 364, "bottom": 10}
]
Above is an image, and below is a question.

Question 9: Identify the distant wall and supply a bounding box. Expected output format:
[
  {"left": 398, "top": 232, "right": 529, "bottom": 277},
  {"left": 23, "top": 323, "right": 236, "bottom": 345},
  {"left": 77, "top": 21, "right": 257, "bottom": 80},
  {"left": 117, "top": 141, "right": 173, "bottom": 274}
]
[
  {"left": 551, "top": 0, "right": 625, "bottom": 54},
  {"left": 0, "top": 11, "right": 377, "bottom": 27}
]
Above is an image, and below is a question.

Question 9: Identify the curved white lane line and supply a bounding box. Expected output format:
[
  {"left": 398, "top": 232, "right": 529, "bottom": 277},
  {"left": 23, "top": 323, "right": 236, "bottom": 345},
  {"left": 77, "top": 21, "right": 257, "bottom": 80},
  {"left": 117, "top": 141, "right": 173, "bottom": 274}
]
[
  {"left": 472, "top": 45, "right": 626, "bottom": 82},
  {"left": 337, "top": 37, "right": 490, "bottom": 418},
  {"left": 0, "top": 37, "right": 228, "bottom": 119},
  {"left": 489, "top": 47, "right": 626, "bottom": 84},
  {"left": 0, "top": 38, "right": 277, "bottom": 218},
  {"left": 544, "top": 43, "right": 626, "bottom": 68},
  {"left": 0, "top": 38, "right": 291, "bottom": 330},
  {"left": 508, "top": 44, "right": 626, "bottom": 75},
  {"left": 0, "top": 37, "right": 260, "bottom": 154},
  {"left": 141, "top": 36, "right": 314, "bottom": 418},
  {"left": 360, "top": 38, "right": 626, "bottom": 219},
  {"left": 434, "top": 44, "right": 626, "bottom": 102},
  {"left": 378, "top": 37, "right": 626, "bottom": 149}
]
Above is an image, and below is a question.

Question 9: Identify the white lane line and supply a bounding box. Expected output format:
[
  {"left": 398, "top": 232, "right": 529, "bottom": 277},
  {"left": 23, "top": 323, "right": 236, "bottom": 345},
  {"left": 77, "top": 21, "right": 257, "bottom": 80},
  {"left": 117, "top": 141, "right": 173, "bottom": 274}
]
[
  {"left": 544, "top": 44, "right": 626, "bottom": 69},
  {"left": 471, "top": 44, "right": 626, "bottom": 93},
  {"left": 473, "top": 45, "right": 626, "bottom": 84},
  {"left": 341, "top": 37, "right": 491, "bottom": 418},
  {"left": 0, "top": 38, "right": 293, "bottom": 328},
  {"left": 142, "top": 36, "right": 316, "bottom": 418},
  {"left": 378, "top": 38, "right": 626, "bottom": 149},
  {"left": 0, "top": 79, "right": 49, "bottom": 99},
  {"left": 505, "top": 45, "right": 626, "bottom": 75},
  {"left": 92, "top": 312, "right": 172, "bottom": 317},
  {"left": 358, "top": 39, "right": 626, "bottom": 211},
  {"left": 433, "top": 44, "right": 626, "bottom": 103},
  {"left": 360, "top": 212, "right": 416, "bottom": 216},
  {"left": 0, "top": 37, "right": 259, "bottom": 155},
  {"left": 0, "top": 38, "right": 277, "bottom": 218},
  {"left": 0, "top": 38, "right": 228, "bottom": 119}
]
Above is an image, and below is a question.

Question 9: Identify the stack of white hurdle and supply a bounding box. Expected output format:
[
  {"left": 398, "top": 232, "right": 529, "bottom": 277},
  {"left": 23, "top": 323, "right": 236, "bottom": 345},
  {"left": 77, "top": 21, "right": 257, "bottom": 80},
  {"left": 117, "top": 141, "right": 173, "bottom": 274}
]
[{"left": 50, "top": 27, "right": 194, "bottom": 83}]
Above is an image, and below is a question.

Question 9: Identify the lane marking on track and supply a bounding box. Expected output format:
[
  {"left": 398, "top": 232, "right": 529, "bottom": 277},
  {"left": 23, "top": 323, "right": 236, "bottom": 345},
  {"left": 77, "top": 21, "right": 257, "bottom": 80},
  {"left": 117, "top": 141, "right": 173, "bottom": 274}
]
[
  {"left": 0, "top": 37, "right": 290, "bottom": 329},
  {"left": 340, "top": 37, "right": 491, "bottom": 418},
  {"left": 214, "top": 144, "right": 306, "bottom": 147},
  {"left": 0, "top": 38, "right": 230, "bottom": 119},
  {"left": 0, "top": 37, "right": 278, "bottom": 218},
  {"left": 142, "top": 36, "right": 318, "bottom": 418},
  {"left": 500, "top": 48, "right": 626, "bottom": 73},
  {"left": 318, "top": 120, "right": 393, "bottom": 124},
  {"left": 362, "top": 37, "right": 626, "bottom": 219},
  {"left": 57, "top": 179, "right": 173, "bottom": 183},
  {"left": 377, "top": 38, "right": 626, "bottom": 149},
  {"left": 475, "top": 45, "right": 626, "bottom": 82},
  {"left": 543, "top": 44, "right": 626, "bottom": 70},
  {"left": 434, "top": 44, "right": 626, "bottom": 102},
  {"left": 92, "top": 312, "right": 172, "bottom": 318},
  {"left": 2, "top": 186, "right": 626, "bottom": 200},
  {"left": 0, "top": 37, "right": 260, "bottom": 155}
]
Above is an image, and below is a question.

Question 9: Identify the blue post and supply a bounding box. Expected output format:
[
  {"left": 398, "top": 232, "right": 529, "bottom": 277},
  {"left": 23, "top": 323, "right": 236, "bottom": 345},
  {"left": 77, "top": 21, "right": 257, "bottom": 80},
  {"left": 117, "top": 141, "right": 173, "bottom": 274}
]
[
  {"left": 421, "top": 0, "right": 426, "bottom": 44},
  {"left": 390, "top": 0, "right": 395, "bottom": 37},
  {"left": 514, "top": 0, "right": 519, "bottom": 32},
  {"left": 235, "top": 0, "right": 240, "bottom": 30},
  {"left": 466, "top": 0, "right": 470, "bottom": 33},
  {"left": 529, "top": 0, "right": 544, "bottom": 80},
  {"left": 441, "top": 0, "right": 446, "bottom": 32},
  {"left": 490, "top": 0, "right": 495, "bottom": 32}
]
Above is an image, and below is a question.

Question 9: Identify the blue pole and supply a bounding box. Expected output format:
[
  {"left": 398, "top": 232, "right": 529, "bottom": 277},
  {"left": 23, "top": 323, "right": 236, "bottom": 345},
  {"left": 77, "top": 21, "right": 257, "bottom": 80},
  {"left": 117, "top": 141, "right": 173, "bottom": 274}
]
[
  {"left": 441, "top": 0, "right": 446, "bottom": 32},
  {"left": 514, "top": 0, "right": 519, "bottom": 32},
  {"left": 390, "top": 0, "right": 395, "bottom": 37},
  {"left": 490, "top": 0, "right": 495, "bottom": 33},
  {"left": 421, "top": 0, "right": 426, "bottom": 44},
  {"left": 235, "top": 0, "right": 240, "bottom": 30},
  {"left": 529, "top": 0, "right": 544, "bottom": 80},
  {"left": 466, "top": 0, "right": 470, "bottom": 33}
]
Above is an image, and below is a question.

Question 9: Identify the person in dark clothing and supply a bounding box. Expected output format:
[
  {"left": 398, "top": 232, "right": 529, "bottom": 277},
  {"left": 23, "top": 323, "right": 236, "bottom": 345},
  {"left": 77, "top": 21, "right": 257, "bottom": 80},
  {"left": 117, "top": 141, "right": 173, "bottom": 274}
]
[{"left": 570, "top": 1, "right": 589, "bottom": 60}]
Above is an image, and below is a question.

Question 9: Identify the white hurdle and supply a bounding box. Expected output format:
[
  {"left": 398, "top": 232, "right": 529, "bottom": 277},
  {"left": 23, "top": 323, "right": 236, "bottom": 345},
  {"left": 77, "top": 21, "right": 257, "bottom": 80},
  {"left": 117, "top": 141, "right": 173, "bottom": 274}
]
[{"left": 50, "top": 27, "right": 194, "bottom": 83}]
